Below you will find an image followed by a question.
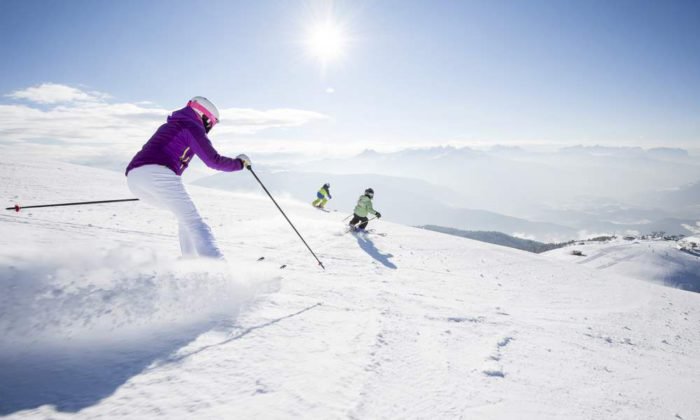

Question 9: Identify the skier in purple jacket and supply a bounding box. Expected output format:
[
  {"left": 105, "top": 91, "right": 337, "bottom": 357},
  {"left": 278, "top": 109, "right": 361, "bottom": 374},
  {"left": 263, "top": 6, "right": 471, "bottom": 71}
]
[{"left": 126, "top": 96, "right": 250, "bottom": 259}]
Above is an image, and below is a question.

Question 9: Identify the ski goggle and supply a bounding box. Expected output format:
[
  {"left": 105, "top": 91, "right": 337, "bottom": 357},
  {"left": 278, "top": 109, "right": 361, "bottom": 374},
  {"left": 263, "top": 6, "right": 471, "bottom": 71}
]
[
  {"left": 187, "top": 100, "right": 219, "bottom": 130},
  {"left": 202, "top": 115, "right": 214, "bottom": 133}
]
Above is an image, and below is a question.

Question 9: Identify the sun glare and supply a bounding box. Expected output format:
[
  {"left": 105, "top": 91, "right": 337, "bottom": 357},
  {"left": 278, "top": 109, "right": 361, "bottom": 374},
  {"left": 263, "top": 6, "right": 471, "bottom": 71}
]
[{"left": 306, "top": 21, "right": 346, "bottom": 63}]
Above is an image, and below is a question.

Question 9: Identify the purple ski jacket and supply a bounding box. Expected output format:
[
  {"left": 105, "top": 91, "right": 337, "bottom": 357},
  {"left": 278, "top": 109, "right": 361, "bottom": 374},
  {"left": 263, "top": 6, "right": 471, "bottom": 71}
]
[{"left": 125, "top": 106, "right": 243, "bottom": 176}]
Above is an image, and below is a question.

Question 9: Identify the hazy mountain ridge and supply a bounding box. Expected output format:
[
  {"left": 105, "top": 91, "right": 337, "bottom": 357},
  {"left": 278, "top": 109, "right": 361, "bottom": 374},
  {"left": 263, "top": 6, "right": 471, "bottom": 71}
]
[
  {"left": 418, "top": 225, "right": 572, "bottom": 253},
  {"left": 298, "top": 145, "right": 700, "bottom": 215},
  {"left": 194, "top": 169, "right": 578, "bottom": 241},
  {"left": 293, "top": 145, "right": 700, "bottom": 237},
  {"left": 191, "top": 143, "right": 699, "bottom": 241}
]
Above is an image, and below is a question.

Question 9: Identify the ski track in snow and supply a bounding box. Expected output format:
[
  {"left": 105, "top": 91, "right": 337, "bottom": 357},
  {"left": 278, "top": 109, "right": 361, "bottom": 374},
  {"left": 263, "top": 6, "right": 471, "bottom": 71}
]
[{"left": 1, "top": 159, "right": 699, "bottom": 419}]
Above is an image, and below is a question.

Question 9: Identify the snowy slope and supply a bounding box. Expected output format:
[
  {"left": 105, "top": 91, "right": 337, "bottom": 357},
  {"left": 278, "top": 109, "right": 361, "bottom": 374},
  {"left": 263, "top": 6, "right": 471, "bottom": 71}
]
[
  {"left": 545, "top": 238, "right": 700, "bottom": 293},
  {"left": 1, "top": 159, "right": 700, "bottom": 420}
]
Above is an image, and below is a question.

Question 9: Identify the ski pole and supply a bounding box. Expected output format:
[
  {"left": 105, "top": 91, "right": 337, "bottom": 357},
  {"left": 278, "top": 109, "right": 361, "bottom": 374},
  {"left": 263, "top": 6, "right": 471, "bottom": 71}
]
[
  {"left": 246, "top": 166, "right": 325, "bottom": 270},
  {"left": 345, "top": 215, "right": 377, "bottom": 225},
  {"left": 345, "top": 214, "right": 378, "bottom": 222},
  {"left": 6, "top": 198, "right": 139, "bottom": 212}
]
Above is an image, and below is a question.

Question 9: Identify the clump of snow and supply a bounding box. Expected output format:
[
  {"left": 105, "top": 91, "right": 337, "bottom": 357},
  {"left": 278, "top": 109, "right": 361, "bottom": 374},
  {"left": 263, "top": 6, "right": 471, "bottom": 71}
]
[
  {"left": 0, "top": 243, "right": 274, "bottom": 351},
  {"left": 0, "top": 240, "right": 280, "bottom": 415}
]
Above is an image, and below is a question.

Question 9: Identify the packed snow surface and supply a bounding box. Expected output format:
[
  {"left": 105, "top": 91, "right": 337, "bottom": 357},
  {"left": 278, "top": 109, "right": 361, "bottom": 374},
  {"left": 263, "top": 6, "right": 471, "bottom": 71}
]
[{"left": 1, "top": 159, "right": 699, "bottom": 419}]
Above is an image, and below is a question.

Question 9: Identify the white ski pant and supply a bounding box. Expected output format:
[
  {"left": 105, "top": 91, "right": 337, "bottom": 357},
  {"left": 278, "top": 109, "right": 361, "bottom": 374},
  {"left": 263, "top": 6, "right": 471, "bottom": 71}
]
[{"left": 127, "top": 164, "right": 223, "bottom": 259}]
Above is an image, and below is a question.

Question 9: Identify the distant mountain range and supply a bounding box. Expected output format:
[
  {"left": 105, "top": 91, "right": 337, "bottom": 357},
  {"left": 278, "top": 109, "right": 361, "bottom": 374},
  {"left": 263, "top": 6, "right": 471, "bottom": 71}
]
[
  {"left": 193, "top": 170, "right": 578, "bottom": 242},
  {"left": 193, "top": 155, "right": 699, "bottom": 242},
  {"left": 294, "top": 145, "right": 700, "bottom": 220},
  {"left": 60, "top": 142, "right": 699, "bottom": 242}
]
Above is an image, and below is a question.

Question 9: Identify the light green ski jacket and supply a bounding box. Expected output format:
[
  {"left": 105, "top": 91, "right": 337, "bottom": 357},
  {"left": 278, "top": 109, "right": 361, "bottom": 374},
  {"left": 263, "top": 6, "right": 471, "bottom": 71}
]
[{"left": 353, "top": 194, "right": 377, "bottom": 217}]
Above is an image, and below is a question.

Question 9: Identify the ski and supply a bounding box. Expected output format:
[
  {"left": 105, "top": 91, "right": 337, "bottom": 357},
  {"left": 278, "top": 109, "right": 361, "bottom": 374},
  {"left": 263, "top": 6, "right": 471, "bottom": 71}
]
[
  {"left": 343, "top": 227, "right": 388, "bottom": 237},
  {"left": 312, "top": 205, "right": 338, "bottom": 213},
  {"left": 363, "top": 229, "right": 388, "bottom": 237}
]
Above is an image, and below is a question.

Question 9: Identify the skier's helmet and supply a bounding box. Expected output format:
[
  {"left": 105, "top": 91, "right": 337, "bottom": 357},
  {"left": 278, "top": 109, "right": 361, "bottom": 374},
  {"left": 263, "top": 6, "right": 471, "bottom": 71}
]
[
  {"left": 365, "top": 188, "right": 374, "bottom": 198},
  {"left": 324, "top": 183, "right": 330, "bottom": 188},
  {"left": 187, "top": 96, "right": 220, "bottom": 133}
]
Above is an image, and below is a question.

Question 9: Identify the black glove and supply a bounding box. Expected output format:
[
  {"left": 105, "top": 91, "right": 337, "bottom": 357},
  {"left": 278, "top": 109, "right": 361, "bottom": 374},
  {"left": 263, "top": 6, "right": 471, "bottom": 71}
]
[{"left": 375, "top": 212, "right": 382, "bottom": 218}]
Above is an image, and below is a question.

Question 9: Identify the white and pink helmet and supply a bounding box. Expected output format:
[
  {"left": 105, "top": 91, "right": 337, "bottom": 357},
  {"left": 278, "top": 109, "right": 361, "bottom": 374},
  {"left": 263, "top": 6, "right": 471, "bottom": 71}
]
[{"left": 187, "top": 96, "right": 220, "bottom": 132}]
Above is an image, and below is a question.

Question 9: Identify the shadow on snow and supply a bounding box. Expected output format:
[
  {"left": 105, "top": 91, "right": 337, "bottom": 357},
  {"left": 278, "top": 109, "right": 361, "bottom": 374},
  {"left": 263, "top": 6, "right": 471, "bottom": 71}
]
[
  {"left": 162, "top": 302, "right": 324, "bottom": 365},
  {"left": 354, "top": 233, "right": 397, "bottom": 269},
  {"left": 0, "top": 303, "right": 322, "bottom": 415},
  {"left": 0, "top": 322, "right": 216, "bottom": 415}
]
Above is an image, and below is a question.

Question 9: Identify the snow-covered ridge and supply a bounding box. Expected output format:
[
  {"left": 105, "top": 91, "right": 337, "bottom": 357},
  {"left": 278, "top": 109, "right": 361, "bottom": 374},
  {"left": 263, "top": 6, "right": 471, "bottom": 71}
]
[
  {"left": 545, "top": 237, "right": 700, "bottom": 292},
  {"left": 1, "top": 158, "right": 699, "bottom": 419}
]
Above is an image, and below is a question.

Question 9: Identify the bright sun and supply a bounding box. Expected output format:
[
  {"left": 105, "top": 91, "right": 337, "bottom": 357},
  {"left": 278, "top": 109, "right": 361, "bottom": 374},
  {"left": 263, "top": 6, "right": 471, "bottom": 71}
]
[{"left": 306, "top": 21, "right": 346, "bottom": 63}]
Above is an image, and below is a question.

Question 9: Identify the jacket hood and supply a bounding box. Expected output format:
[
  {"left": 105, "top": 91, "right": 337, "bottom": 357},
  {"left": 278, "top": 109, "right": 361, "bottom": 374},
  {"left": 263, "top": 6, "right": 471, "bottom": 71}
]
[{"left": 168, "top": 106, "right": 203, "bottom": 127}]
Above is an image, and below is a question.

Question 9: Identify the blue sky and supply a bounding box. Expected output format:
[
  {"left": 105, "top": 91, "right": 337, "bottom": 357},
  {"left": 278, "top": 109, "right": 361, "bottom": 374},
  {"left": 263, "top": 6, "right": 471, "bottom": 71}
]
[{"left": 1, "top": 0, "right": 699, "bottom": 157}]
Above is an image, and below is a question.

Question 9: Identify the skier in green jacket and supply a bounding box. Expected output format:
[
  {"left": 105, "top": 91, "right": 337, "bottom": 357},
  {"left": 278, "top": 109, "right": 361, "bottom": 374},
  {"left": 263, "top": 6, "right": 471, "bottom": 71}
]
[
  {"left": 349, "top": 188, "right": 381, "bottom": 231},
  {"left": 312, "top": 183, "right": 332, "bottom": 209}
]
